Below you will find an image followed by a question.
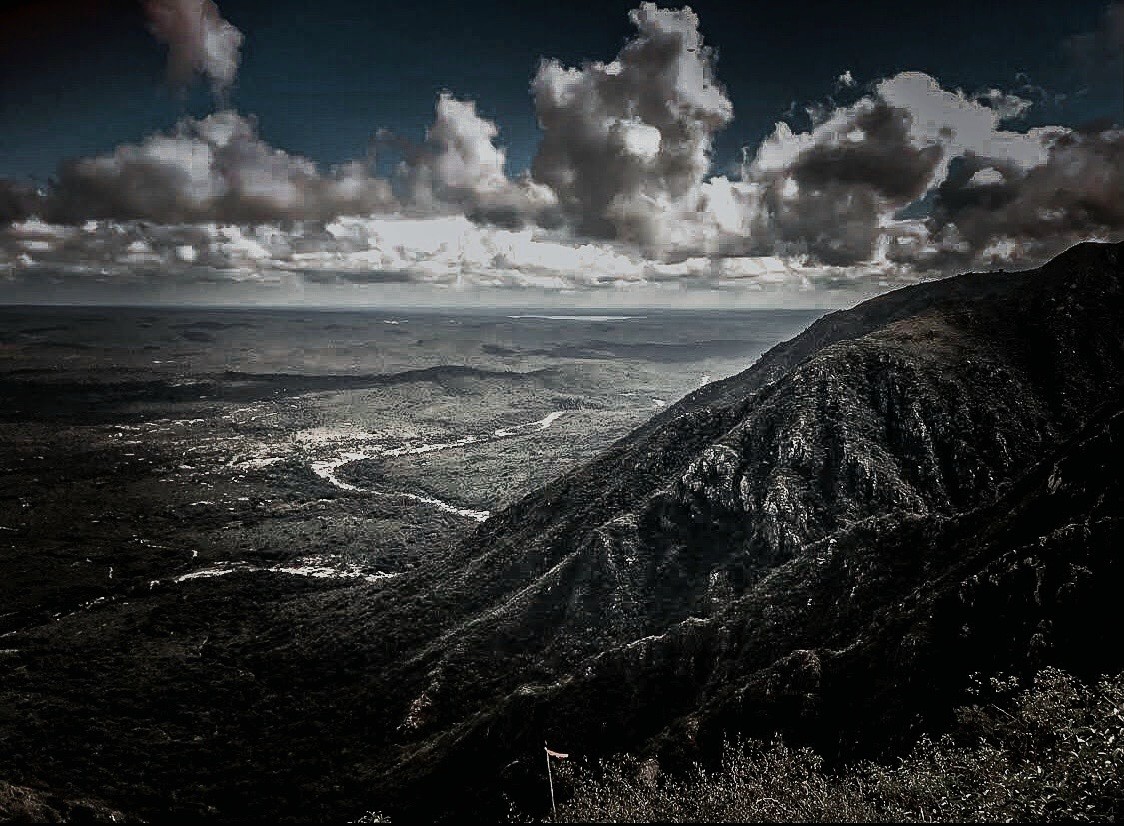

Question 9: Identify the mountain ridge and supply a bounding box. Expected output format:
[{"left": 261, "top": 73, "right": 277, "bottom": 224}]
[{"left": 357, "top": 240, "right": 1124, "bottom": 817}]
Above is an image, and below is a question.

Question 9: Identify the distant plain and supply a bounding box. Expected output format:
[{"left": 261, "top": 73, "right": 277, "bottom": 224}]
[{"left": 0, "top": 305, "right": 821, "bottom": 634}]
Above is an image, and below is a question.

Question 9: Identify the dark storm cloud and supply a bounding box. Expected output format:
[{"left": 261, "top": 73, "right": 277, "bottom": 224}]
[
  {"left": 756, "top": 101, "right": 942, "bottom": 265},
  {"left": 742, "top": 92, "right": 946, "bottom": 266},
  {"left": 915, "top": 126, "right": 1124, "bottom": 267},
  {"left": 738, "top": 71, "right": 1109, "bottom": 268},
  {"left": 771, "top": 182, "right": 884, "bottom": 266},
  {"left": 0, "top": 180, "right": 43, "bottom": 225},
  {"left": 787, "top": 102, "right": 944, "bottom": 202}
]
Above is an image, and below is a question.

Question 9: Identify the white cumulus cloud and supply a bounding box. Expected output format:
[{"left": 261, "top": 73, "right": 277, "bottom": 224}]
[
  {"left": 144, "top": 0, "right": 244, "bottom": 103},
  {"left": 529, "top": 2, "right": 734, "bottom": 252}
]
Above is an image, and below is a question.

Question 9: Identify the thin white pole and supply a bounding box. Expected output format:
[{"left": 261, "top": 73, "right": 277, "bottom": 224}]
[{"left": 545, "top": 742, "right": 556, "bottom": 816}]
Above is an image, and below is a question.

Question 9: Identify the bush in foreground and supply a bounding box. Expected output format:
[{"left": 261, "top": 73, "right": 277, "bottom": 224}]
[{"left": 552, "top": 668, "right": 1124, "bottom": 823}]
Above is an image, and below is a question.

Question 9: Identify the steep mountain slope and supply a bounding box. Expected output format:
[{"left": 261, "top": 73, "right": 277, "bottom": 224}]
[
  {"left": 355, "top": 241, "right": 1124, "bottom": 817},
  {"left": 379, "top": 399, "right": 1124, "bottom": 818}
]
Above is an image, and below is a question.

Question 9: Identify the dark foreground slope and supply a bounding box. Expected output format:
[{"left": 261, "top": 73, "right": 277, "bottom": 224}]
[
  {"left": 357, "top": 241, "right": 1124, "bottom": 817},
  {"left": 1, "top": 243, "right": 1121, "bottom": 822}
]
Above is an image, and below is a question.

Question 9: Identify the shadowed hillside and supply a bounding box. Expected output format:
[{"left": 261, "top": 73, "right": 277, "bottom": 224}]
[{"left": 359, "top": 241, "right": 1124, "bottom": 818}]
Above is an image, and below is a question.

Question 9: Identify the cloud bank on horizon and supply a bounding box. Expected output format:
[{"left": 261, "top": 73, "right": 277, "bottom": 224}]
[{"left": 1, "top": 1, "right": 1121, "bottom": 304}]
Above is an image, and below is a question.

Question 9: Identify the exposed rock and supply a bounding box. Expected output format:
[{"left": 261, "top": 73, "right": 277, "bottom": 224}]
[{"left": 0, "top": 780, "right": 128, "bottom": 823}]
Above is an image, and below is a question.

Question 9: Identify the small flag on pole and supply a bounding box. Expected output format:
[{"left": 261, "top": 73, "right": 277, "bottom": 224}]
[{"left": 544, "top": 741, "right": 568, "bottom": 815}]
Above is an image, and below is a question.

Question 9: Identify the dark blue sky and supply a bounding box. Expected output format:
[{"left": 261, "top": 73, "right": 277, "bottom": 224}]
[{"left": 1, "top": 0, "right": 1120, "bottom": 183}]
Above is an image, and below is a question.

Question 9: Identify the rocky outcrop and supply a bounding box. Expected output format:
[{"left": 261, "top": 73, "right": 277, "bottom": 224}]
[{"left": 0, "top": 780, "right": 128, "bottom": 823}]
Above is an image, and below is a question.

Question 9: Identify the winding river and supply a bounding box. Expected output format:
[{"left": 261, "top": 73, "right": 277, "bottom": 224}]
[{"left": 310, "top": 410, "right": 566, "bottom": 522}]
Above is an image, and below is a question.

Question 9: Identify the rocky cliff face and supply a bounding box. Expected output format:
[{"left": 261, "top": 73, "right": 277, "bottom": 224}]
[{"left": 359, "top": 241, "right": 1124, "bottom": 817}]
